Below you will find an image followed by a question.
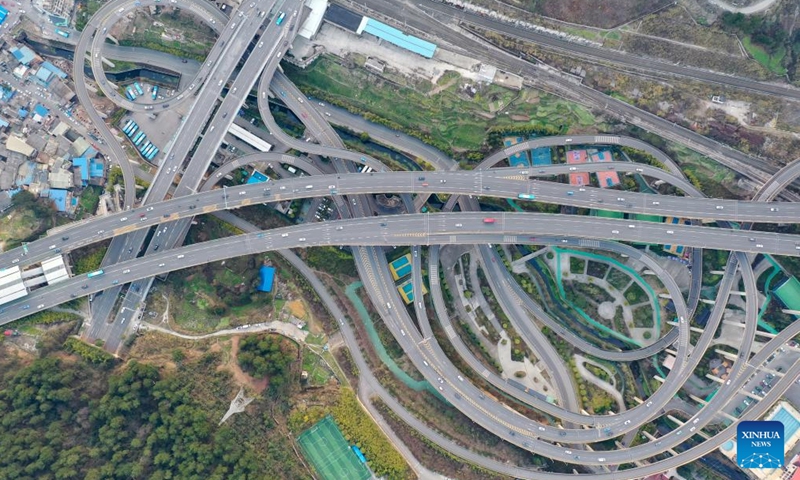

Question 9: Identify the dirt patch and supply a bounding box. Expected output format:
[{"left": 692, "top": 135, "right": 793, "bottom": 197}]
[
  {"left": 526, "top": 0, "right": 674, "bottom": 28},
  {"left": 222, "top": 336, "right": 268, "bottom": 394},
  {"left": 286, "top": 300, "right": 307, "bottom": 319},
  {"left": 701, "top": 100, "right": 752, "bottom": 125}
]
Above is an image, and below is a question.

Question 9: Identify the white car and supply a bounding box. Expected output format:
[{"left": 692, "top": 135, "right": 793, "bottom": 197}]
[{"left": 158, "top": 263, "right": 165, "bottom": 267}]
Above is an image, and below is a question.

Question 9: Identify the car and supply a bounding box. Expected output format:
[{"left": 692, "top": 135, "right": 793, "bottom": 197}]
[
  {"left": 617, "top": 197, "right": 625, "bottom": 201},
  {"left": 666, "top": 230, "right": 674, "bottom": 234},
  {"left": 716, "top": 205, "right": 724, "bottom": 210},
  {"left": 611, "top": 230, "right": 619, "bottom": 234},
  {"left": 158, "top": 263, "right": 165, "bottom": 267},
  {"left": 281, "top": 233, "right": 289, "bottom": 237},
  {"left": 756, "top": 244, "right": 764, "bottom": 248},
  {"left": 690, "top": 427, "right": 696, "bottom": 432},
  {"left": 624, "top": 420, "right": 631, "bottom": 425},
  {"left": 82, "top": 285, "right": 88, "bottom": 289},
  {"left": 120, "top": 217, "right": 128, "bottom": 222},
  {"left": 579, "top": 188, "right": 586, "bottom": 192},
  {"left": 123, "top": 269, "right": 130, "bottom": 274},
  {"left": 569, "top": 167, "right": 577, "bottom": 171},
  {"left": 538, "top": 426, "right": 546, "bottom": 431},
  {"left": 598, "top": 458, "right": 606, "bottom": 462},
  {"left": 455, "top": 223, "right": 463, "bottom": 228},
  {"left": 335, "top": 226, "right": 343, "bottom": 230},
  {"left": 652, "top": 201, "right": 660, "bottom": 205},
  {"left": 646, "top": 401, "right": 653, "bottom": 407},
  {"left": 62, "top": 236, "right": 69, "bottom": 241},
  {"left": 771, "top": 207, "right": 778, "bottom": 212},
  {"left": 258, "top": 41, "right": 263, "bottom": 48},
  {"left": 153, "top": 245, "right": 159, "bottom": 251},
  {"left": 299, "top": 238, "right": 307, "bottom": 242},
  {"left": 239, "top": 191, "right": 246, "bottom": 196},
  {"left": 37, "top": 304, "right": 44, "bottom": 309},
  {"left": 97, "top": 230, "right": 104, "bottom": 235}
]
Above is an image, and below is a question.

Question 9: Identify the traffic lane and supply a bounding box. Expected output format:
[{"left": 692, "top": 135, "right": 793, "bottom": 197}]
[
  {"left": 478, "top": 245, "right": 578, "bottom": 411},
  {"left": 0, "top": 232, "right": 792, "bottom": 460},
  {"left": 4, "top": 171, "right": 800, "bottom": 269},
  {"left": 87, "top": 0, "right": 229, "bottom": 111}
]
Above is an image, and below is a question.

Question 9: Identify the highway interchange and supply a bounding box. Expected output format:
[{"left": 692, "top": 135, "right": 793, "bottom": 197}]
[{"left": 4, "top": 0, "right": 800, "bottom": 477}]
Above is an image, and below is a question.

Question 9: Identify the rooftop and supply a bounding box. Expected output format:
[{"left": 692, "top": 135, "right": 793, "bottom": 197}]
[{"left": 357, "top": 18, "right": 437, "bottom": 59}]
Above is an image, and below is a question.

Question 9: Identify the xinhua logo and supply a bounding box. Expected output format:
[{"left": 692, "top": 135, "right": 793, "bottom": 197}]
[{"left": 737, "top": 421, "right": 784, "bottom": 469}]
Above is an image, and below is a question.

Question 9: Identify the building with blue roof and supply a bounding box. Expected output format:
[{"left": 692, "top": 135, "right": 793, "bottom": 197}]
[
  {"left": 34, "top": 68, "right": 54, "bottom": 87},
  {"left": 10, "top": 46, "right": 36, "bottom": 66},
  {"left": 257, "top": 265, "right": 276, "bottom": 292},
  {"left": 47, "top": 189, "right": 68, "bottom": 212},
  {"left": 0, "top": 118, "right": 8, "bottom": 130},
  {"left": 0, "top": 86, "right": 14, "bottom": 102},
  {"left": 17, "top": 108, "right": 28, "bottom": 119},
  {"left": 0, "top": 6, "right": 8, "bottom": 25},
  {"left": 89, "top": 158, "right": 104, "bottom": 178},
  {"left": 247, "top": 170, "right": 269, "bottom": 184},
  {"left": 34, "top": 104, "right": 49, "bottom": 117},
  {"left": 72, "top": 157, "right": 89, "bottom": 185},
  {"left": 40, "top": 61, "right": 67, "bottom": 79},
  {"left": 357, "top": 18, "right": 437, "bottom": 58}
]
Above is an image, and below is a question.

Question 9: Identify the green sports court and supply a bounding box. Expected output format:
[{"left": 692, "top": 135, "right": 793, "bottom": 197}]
[{"left": 298, "top": 415, "right": 370, "bottom": 480}]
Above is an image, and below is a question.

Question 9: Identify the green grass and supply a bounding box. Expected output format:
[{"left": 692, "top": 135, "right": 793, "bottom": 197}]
[
  {"left": 114, "top": 9, "right": 217, "bottom": 62},
  {"left": 284, "top": 56, "right": 597, "bottom": 152},
  {"left": 302, "top": 350, "right": 332, "bottom": 386},
  {"left": 76, "top": 186, "right": 103, "bottom": 219},
  {"left": 105, "top": 60, "right": 138, "bottom": 73},
  {"left": 742, "top": 36, "right": 786, "bottom": 76}
]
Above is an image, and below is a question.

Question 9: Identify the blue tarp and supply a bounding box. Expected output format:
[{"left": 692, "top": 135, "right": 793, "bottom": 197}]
[
  {"left": 48, "top": 189, "right": 68, "bottom": 212},
  {"left": 257, "top": 265, "right": 275, "bottom": 292}
]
